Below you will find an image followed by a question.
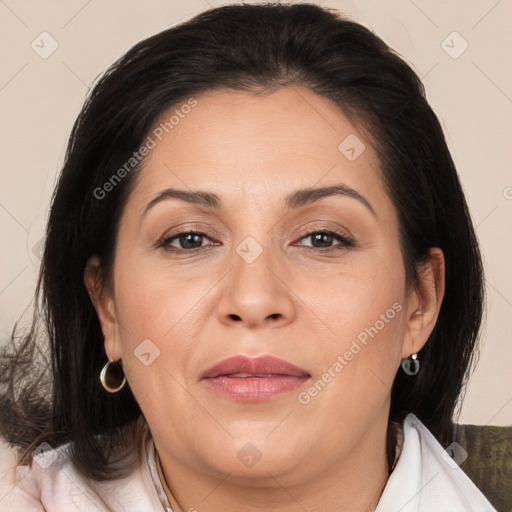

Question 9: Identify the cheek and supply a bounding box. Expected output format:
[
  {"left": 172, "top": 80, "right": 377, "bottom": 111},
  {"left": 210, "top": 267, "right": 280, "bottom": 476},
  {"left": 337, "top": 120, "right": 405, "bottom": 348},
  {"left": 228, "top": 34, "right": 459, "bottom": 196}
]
[
  {"left": 298, "top": 247, "right": 406, "bottom": 404},
  {"left": 304, "top": 242, "right": 405, "bottom": 351},
  {"left": 110, "top": 266, "right": 207, "bottom": 440},
  {"left": 113, "top": 253, "right": 212, "bottom": 341},
  {"left": 312, "top": 277, "right": 405, "bottom": 382},
  {"left": 109, "top": 254, "right": 219, "bottom": 397}
]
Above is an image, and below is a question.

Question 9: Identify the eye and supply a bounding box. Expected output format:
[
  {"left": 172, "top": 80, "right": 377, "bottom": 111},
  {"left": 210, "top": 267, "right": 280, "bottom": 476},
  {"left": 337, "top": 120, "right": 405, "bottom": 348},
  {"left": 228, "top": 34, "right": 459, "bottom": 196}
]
[
  {"left": 158, "top": 227, "right": 354, "bottom": 253},
  {"left": 158, "top": 230, "right": 218, "bottom": 251},
  {"left": 294, "top": 228, "right": 354, "bottom": 251}
]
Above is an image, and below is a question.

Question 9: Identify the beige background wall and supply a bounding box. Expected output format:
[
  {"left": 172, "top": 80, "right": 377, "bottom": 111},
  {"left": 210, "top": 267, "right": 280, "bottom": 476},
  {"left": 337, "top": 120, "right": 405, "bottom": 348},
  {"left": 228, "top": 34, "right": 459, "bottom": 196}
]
[{"left": 0, "top": 0, "right": 511, "bottom": 426}]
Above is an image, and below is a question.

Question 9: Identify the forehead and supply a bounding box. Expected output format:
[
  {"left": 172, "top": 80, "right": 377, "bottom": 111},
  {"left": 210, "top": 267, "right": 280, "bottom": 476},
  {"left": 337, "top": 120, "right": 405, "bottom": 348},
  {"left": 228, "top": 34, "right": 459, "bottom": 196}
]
[{"left": 128, "top": 86, "right": 389, "bottom": 217}]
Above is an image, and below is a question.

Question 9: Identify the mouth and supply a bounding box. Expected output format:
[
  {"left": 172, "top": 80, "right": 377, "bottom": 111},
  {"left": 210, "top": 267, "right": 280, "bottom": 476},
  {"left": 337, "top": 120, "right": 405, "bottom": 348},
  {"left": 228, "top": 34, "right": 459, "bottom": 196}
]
[{"left": 200, "top": 355, "right": 311, "bottom": 402}]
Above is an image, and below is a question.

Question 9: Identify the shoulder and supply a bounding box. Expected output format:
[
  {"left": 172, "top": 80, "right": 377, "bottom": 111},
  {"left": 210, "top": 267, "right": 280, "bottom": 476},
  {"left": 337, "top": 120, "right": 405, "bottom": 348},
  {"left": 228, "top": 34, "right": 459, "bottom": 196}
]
[
  {"left": 376, "top": 414, "right": 498, "bottom": 512},
  {"left": 0, "top": 436, "right": 163, "bottom": 512},
  {"left": 0, "top": 439, "right": 62, "bottom": 511}
]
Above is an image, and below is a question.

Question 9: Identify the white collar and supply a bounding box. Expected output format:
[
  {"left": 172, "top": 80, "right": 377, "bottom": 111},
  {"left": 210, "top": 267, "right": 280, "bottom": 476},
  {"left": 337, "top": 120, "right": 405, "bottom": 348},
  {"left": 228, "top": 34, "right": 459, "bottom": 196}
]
[
  {"left": 376, "top": 413, "right": 496, "bottom": 511},
  {"left": 147, "top": 439, "right": 173, "bottom": 511}
]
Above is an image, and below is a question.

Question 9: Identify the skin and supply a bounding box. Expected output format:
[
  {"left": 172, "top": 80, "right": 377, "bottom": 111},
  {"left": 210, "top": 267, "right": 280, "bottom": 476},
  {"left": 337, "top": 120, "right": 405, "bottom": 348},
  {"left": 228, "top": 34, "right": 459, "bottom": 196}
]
[{"left": 85, "top": 86, "right": 445, "bottom": 512}]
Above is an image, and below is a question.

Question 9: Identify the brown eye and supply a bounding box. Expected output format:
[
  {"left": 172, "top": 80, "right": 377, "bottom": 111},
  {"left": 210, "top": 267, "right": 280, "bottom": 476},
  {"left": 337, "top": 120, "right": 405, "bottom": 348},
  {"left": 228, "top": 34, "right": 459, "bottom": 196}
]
[
  {"left": 159, "top": 230, "right": 216, "bottom": 251},
  {"left": 296, "top": 229, "right": 354, "bottom": 250}
]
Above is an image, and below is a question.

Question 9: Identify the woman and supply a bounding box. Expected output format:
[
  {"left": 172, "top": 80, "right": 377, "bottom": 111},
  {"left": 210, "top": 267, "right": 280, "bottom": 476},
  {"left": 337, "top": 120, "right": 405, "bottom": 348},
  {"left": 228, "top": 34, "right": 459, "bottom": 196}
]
[{"left": 0, "top": 2, "right": 497, "bottom": 511}]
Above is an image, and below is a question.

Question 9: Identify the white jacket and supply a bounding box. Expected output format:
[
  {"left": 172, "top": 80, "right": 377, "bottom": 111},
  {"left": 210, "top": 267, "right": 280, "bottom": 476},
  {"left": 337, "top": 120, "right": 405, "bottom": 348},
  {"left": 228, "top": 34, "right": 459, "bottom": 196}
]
[{"left": 0, "top": 413, "right": 497, "bottom": 511}]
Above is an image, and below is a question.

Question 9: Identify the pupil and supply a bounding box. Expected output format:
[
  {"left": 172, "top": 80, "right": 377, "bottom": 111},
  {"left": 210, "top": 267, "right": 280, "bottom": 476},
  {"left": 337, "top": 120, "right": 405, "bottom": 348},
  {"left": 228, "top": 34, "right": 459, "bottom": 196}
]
[
  {"left": 182, "top": 234, "right": 202, "bottom": 248},
  {"left": 313, "top": 233, "right": 332, "bottom": 248}
]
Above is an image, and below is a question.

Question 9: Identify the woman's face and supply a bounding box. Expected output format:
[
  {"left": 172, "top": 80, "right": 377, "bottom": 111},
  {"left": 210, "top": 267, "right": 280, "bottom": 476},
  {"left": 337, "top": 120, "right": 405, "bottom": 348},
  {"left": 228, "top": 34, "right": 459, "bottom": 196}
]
[{"left": 87, "top": 86, "right": 440, "bottom": 485}]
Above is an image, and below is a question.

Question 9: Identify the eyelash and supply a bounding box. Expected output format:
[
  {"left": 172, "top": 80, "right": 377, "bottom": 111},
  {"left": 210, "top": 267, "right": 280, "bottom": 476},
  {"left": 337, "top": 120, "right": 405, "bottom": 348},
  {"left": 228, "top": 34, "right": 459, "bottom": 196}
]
[{"left": 157, "top": 227, "right": 354, "bottom": 253}]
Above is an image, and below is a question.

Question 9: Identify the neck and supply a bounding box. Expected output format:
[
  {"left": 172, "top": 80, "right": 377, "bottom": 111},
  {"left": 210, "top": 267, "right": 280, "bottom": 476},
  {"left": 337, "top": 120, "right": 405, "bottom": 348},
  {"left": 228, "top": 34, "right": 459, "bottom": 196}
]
[{"left": 156, "top": 413, "right": 393, "bottom": 512}]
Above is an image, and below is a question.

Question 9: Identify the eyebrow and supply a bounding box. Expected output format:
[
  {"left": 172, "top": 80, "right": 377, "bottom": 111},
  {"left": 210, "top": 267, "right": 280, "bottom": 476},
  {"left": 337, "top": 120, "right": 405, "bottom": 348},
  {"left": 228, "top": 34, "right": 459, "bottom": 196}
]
[{"left": 142, "top": 183, "right": 376, "bottom": 218}]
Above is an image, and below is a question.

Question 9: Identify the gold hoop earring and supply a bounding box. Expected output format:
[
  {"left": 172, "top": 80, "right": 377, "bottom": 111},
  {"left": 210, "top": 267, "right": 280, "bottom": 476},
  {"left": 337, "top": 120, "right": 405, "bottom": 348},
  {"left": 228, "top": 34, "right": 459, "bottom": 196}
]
[{"left": 100, "top": 359, "right": 126, "bottom": 393}]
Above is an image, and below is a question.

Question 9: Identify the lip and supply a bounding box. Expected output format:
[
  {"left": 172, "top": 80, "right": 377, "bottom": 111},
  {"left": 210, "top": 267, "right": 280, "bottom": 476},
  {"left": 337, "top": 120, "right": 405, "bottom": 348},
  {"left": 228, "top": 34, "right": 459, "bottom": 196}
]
[{"left": 200, "top": 355, "right": 311, "bottom": 402}]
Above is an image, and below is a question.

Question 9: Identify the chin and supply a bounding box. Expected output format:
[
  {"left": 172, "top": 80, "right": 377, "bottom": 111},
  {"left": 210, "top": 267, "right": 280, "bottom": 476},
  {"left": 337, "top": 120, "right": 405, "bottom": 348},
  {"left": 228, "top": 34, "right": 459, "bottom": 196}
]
[{"left": 197, "top": 433, "right": 305, "bottom": 481}]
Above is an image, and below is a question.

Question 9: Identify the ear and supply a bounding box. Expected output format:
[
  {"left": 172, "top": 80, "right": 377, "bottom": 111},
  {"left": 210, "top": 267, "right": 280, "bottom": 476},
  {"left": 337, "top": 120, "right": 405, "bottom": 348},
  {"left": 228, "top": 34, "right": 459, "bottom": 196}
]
[
  {"left": 83, "top": 255, "right": 122, "bottom": 361},
  {"left": 401, "top": 247, "right": 445, "bottom": 358}
]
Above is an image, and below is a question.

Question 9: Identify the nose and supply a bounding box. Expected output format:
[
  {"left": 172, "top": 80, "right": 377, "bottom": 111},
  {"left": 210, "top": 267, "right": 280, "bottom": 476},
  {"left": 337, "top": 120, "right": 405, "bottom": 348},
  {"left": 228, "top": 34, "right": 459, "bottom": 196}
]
[{"left": 216, "top": 238, "right": 296, "bottom": 330}]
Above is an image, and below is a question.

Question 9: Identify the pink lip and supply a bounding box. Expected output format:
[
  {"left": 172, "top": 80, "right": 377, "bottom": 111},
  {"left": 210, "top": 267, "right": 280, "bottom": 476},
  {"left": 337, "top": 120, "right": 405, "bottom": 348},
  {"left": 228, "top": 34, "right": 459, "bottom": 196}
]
[{"left": 200, "top": 355, "right": 311, "bottom": 402}]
